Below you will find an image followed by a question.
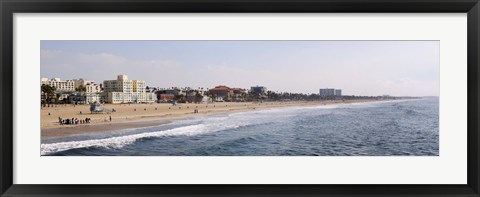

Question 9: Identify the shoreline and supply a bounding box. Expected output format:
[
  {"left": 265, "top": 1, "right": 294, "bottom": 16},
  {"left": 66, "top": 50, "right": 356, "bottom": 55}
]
[{"left": 41, "top": 99, "right": 407, "bottom": 140}]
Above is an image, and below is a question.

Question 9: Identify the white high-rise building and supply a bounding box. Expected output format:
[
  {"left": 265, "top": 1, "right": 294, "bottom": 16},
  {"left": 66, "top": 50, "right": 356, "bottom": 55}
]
[
  {"left": 319, "top": 88, "right": 335, "bottom": 97},
  {"left": 102, "top": 75, "right": 156, "bottom": 103},
  {"left": 319, "top": 88, "right": 342, "bottom": 97},
  {"left": 335, "top": 89, "right": 342, "bottom": 97}
]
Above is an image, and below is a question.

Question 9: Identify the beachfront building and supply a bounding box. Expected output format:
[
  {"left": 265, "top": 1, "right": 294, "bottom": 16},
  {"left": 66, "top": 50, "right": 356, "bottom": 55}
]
[
  {"left": 208, "top": 85, "right": 234, "bottom": 102},
  {"left": 85, "top": 83, "right": 101, "bottom": 93},
  {"left": 73, "top": 78, "right": 102, "bottom": 93},
  {"left": 156, "top": 87, "right": 184, "bottom": 102},
  {"left": 156, "top": 87, "right": 187, "bottom": 98},
  {"left": 84, "top": 82, "right": 102, "bottom": 103},
  {"left": 41, "top": 77, "right": 103, "bottom": 104},
  {"left": 156, "top": 87, "right": 209, "bottom": 103},
  {"left": 70, "top": 92, "right": 102, "bottom": 104},
  {"left": 69, "top": 92, "right": 86, "bottom": 104},
  {"left": 73, "top": 78, "right": 94, "bottom": 88},
  {"left": 232, "top": 88, "right": 246, "bottom": 95},
  {"left": 41, "top": 78, "right": 75, "bottom": 92},
  {"left": 208, "top": 85, "right": 246, "bottom": 102},
  {"left": 186, "top": 89, "right": 210, "bottom": 103},
  {"left": 85, "top": 93, "right": 102, "bottom": 103},
  {"left": 102, "top": 75, "right": 156, "bottom": 104},
  {"left": 319, "top": 88, "right": 335, "bottom": 97},
  {"left": 335, "top": 89, "right": 342, "bottom": 97},
  {"left": 231, "top": 88, "right": 247, "bottom": 101},
  {"left": 249, "top": 86, "right": 268, "bottom": 100},
  {"left": 72, "top": 79, "right": 102, "bottom": 104},
  {"left": 250, "top": 86, "right": 267, "bottom": 96},
  {"left": 320, "top": 88, "right": 342, "bottom": 97}
]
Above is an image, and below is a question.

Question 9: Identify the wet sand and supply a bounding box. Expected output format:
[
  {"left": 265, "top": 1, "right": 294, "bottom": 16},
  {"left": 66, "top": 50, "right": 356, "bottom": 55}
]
[{"left": 41, "top": 119, "right": 174, "bottom": 139}]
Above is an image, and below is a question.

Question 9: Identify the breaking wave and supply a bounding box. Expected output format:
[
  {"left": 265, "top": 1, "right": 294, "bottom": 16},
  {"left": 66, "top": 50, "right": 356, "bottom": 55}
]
[{"left": 41, "top": 121, "right": 245, "bottom": 155}]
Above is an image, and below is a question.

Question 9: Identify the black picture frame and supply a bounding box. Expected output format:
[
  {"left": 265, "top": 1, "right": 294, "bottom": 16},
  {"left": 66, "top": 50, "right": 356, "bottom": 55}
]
[{"left": 1, "top": 0, "right": 479, "bottom": 196}]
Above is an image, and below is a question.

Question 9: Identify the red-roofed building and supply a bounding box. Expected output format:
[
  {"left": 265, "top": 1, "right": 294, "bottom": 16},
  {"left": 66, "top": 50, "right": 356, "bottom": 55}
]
[
  {"left": 231, "top": 88, "right": 247, "bottom": 101},
  {"left": 208, "top": 85, "right": 233, "bottom": 101},
  {"left": 207, "top": 85, "right": 247, "bottom": 102},
  {"left": 232, "top": 88, "right": 246, "bottom": 95}
]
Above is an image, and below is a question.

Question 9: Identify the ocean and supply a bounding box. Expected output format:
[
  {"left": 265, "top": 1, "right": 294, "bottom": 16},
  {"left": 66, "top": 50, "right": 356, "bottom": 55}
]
[{"left": 41, "top": 97, "right": 439, "bottom": 156}]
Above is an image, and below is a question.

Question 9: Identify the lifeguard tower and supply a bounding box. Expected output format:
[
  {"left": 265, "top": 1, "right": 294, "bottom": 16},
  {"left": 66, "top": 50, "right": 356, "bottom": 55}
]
[{"left": 90, "top": 102, "right": 112, "bottom": 114}]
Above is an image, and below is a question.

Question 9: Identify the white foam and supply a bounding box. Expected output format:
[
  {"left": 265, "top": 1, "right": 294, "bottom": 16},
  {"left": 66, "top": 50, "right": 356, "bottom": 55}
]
[{"left": 41, "top": 118, "right": 248, "bottom": 155}]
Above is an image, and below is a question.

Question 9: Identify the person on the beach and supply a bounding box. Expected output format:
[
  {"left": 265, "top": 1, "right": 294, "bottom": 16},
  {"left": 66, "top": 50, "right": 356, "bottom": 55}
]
[{"left": 109, "top": 116, "right": 112, "bottom": 121}]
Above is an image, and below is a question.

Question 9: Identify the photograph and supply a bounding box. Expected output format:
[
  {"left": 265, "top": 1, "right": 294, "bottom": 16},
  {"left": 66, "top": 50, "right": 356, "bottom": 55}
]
[
  {"left": 3, "top": 0, "right": 477, "bottom": 195},
  {"left": 40, "top": 40, "right": 439, "bottom": 156}
]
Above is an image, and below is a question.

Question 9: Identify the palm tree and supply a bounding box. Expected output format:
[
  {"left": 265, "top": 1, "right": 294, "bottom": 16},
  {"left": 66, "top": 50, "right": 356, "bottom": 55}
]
[
  {"left": 175, "top": 94, "right": 185, "bottom": 103},
  {"left": 75, "top": 85, "right": 87, "bottom": 104},
  {"left": 41, "top": 84, "right": 56, "bottom": 107},
  {"left": 195, "top": 91, "right": 204, "bottom": 103},
  {"left": 205, "top": 91, "right": 216, "bottom": 103},
  {"left": 75, "top": 85, "right": 86, "bottom": 92}
]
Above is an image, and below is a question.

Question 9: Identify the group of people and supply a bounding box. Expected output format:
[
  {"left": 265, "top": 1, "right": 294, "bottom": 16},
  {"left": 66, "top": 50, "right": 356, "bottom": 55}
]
[{"left": 59, "top": 117, "right": 92, "bottom": 125}]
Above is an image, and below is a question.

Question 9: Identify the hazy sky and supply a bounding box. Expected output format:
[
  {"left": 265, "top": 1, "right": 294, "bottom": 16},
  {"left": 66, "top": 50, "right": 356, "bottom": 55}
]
[{"left": 41, "top": 41, "right": 439, "bottom": 96}]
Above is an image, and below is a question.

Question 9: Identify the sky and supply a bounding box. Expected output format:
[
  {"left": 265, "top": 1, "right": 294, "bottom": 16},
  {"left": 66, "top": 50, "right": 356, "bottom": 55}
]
[{"left": 41, "top": 40, "right": 439, "bottom": 97}]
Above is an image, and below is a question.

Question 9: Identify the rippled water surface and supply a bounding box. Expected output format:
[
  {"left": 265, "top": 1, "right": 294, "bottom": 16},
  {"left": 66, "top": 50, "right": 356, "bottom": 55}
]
[{"left": 42, "top": 98, "right": 439, "bottom": 156}]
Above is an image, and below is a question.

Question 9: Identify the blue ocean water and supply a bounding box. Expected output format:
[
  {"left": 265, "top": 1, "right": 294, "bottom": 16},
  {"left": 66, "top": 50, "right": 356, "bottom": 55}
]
[{"left": 41, "top": 98, "right": 439, "bottom": 156}]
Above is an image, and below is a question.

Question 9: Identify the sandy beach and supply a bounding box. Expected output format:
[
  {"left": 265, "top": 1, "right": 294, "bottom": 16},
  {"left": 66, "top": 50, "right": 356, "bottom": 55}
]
[{"left": 41, "top": 100, "right": 384, "bottom": 140}]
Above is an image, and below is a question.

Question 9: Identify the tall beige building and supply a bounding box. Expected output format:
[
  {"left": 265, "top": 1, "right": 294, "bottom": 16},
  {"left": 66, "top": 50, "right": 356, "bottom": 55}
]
[
  {"left": 71, "top": 78, "right": 102, "bottom": 103},
  {"left": 72, "top": 78, "right": 102, "bottom": 93},
  {"left": 73, "top": 78, "right": 92, "bottom": 88},
  {"left": 102, "top": 75, "right": 156, "bottom": 103}
]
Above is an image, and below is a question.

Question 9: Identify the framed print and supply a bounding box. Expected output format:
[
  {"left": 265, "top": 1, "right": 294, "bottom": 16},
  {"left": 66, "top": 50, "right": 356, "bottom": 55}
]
[{"left": 1, "top": 0, "right": 479, "bottom": 196}]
